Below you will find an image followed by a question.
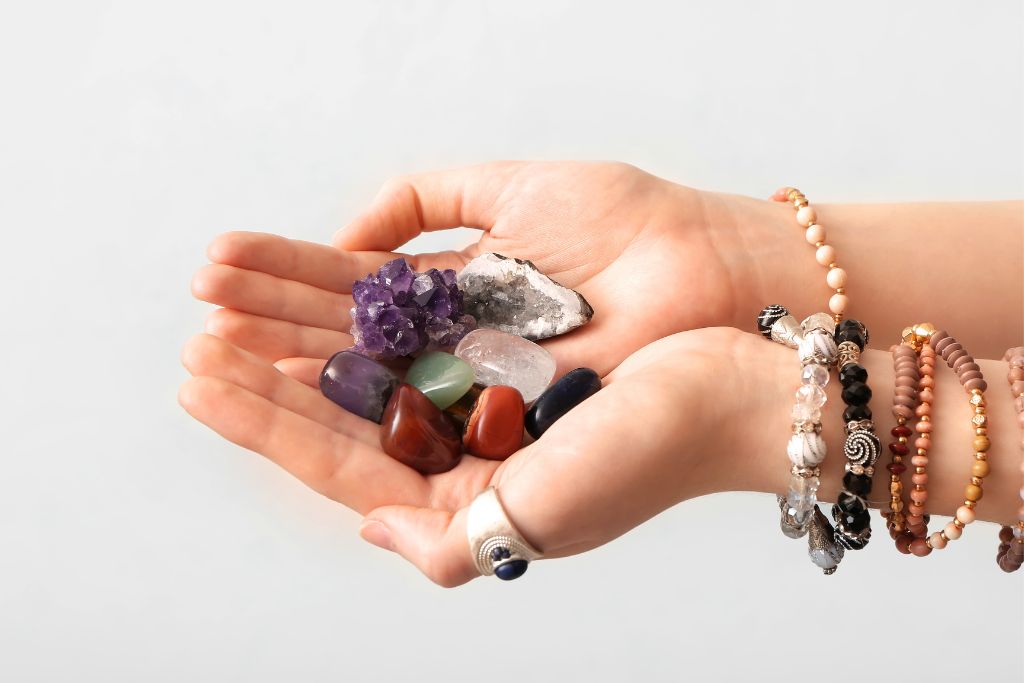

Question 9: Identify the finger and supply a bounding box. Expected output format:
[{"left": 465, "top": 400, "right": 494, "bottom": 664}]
[
  {"left": 334, "top": 163, "right": 522, "bottom": 252},
  {"left": 192, "top": 264, "right": 350, "bottom": 331},
  {"left": 207, "top": 231, "right": 401, "bottom": 293},
  {"left": 359, "top": 506, "right": 477, "bottom": 588},
  {"left": 273, "top": 357, "right": 325, "bottom": 389},
  {"left": 179, "top": 375, "right": 428, "bottom": 513},
  {"left": 205, "top": 308, "right": 352, "bottom": 362},
  {"left": 182, "top": 334, "right": 376, "bottom": 445}
]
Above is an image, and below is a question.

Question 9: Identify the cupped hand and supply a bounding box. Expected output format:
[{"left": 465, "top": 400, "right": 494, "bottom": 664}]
[
  {"left": 192, "top": 162, "right": 764, "bottom": 378},
  {"left": 179, "top": 327, "right": 780, "bottom": 586}
]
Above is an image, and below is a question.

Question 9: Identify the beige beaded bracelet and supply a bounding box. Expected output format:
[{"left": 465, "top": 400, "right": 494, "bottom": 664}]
[{"left": 771, "top": 187, "right": 849, "bottom": 322}]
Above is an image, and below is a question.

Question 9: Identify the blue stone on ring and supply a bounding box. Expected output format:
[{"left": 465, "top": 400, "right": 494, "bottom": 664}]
[{"left": 494, "top": 559, "right": 529, "bottom": 581}]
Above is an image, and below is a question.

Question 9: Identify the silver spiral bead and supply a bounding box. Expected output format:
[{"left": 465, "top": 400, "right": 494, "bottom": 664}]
[{"left": 843, "top": 429, "right": 881, "bottom": 467}]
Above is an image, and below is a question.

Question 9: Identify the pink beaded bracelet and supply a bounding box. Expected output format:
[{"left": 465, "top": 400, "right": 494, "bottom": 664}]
[
  {"left": 771, "top": 187, "right": 849, "bottom": 322},
  {"left": 997, "top": 347, "right": 1024, "bottom": 572}
]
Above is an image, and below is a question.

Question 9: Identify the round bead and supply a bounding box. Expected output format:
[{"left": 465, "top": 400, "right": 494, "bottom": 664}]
[
  {"left": 944, "top": 522, "right": 962, "bottom": 540},
  {"left": 965, "top": 484, "right": 983, "bottom": 502},
  {"left": 955, "top": 505, "right": 976, "bottom": 525},
  {"left": 928, "top": 532, "right": 947, "bottom": 550},
  {"left": 910, "top": 538, "right": 932, "bottom": 556},
  {"left": 842, "top": 472, "right": 873, "bottom": 496},
  {"left": 828, "top": 293, "right": 849, "bottom": 315},
  {"left": 815, "top": 244, "right": 837, "bottom": 266},
  {"left": 826, "top": 267, "right": 847, "bottom": 289},
  {"left": 841, "top": 381, "right": 872, "bottom": 406},
  {"left": 805, "top": 224, "right": 826, "bottom": 244},
  {"left": 796, "top": 206, "right": 817, "bottom": 227},
  {"left": 973, "top": 436, "right": 990, "bottom": 452},
  {"left": 844, "top": 404, "right": 872, "bottom": 422},
  {"left": 840, "top": 363, "right": 868, "bottom": 386},
  {"left": 895, "top": 533, "right": 914, "bottom": 554},
  {"left": 971, "top": 460, "right": 990, "bottom": 478}
]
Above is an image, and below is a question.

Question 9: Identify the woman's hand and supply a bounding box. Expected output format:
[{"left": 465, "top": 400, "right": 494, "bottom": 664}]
[
  {"left": 179, "top": 327, "right": 782, "bottom": 586},
  {"left": 192, "top": 162, "right": 769, "bottom": 377}
]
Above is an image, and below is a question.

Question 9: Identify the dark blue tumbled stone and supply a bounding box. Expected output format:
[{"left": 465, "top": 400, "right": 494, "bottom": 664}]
[
  {"left": 524, "top": 367, "right": 602, "bottom": 439},
  {"left": 494, "top": 559, "right": 529, "bottom": 581}
]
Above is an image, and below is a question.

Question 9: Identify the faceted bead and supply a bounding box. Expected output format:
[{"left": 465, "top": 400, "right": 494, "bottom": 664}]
[
  {"left": 839, "top": 363, "right": 868, "bottom": 386},
  {"left": 843, "top": 472, "right": 873, "bottom": 496},
  {"left": 319, "top": 350, "right": 399, "bottom": 423},
  {"left": 404, "top": 352, "right": 475, "bottom": 410},
  {"left": 843, "top": 404, "right": 872, "bottom": 422},
  {"left": 792, "top": 402, "right": 822, "bottom": 423},
  {"left": 836, "top": 506, "right": 871, "bottom": 534},
  {"left": 801, "top": 363, "right": 830, "bottom": 386},
  {"left": 462, "top": 385, "right": 525, "bottom": 460},
  {"left": 786, "top": 475, "right": 819, "bottom": 515},
  {"left": 525, "top": 368, "right": 602, "bottom": 438},
  {"left": 453, "top": 328, "right": 556, "bottom": 403},
  {"left": 379, "top": 384, "right": 462, "bottom": 475},
  {"left": 837, "top": 491, "right": 866, "bottom": 517},
  {"left": 836, "top": 318, "right": 866, "bottom": 335},
  {"left": 835, "top": 327, "right": 866, "bottom": 351},
  {"left": 841, "top": 381, "right": 872, "bottom": 406},
  {"left": 795, "top": 384, "right": 827, "bottom": 408},
  {"left": 494, "top": 559, "right": 529, "bottom": 581}
]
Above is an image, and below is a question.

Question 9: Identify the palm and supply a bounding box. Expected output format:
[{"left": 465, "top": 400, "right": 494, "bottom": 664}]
[
  {"left": 179, "top": 327, "right": 743, "bottom": 586},
  {"left": 191, "top": 162, "right": 745, "bottom": 378}
]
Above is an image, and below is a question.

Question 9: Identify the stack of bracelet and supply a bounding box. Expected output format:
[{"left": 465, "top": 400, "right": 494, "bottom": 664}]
[
  {"left": 997, "top": 347, "right": 1024, "bottom": 572},
  {"left": 758, "top": 306, "right": 845, "bottom": 573},
  {"left": 770, "top": 187, "right": 849, "bottom": 322},
  {"left": 832, "top": 319, "right": 879, "bottom": 550},
  {"left": 886, "top": 325, "right": 993, "bottom": 556}
]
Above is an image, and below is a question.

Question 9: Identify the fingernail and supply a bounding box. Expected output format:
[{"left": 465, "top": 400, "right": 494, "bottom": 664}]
[{"left": 359, "top": 520, "right": 394, "bottom": 551}]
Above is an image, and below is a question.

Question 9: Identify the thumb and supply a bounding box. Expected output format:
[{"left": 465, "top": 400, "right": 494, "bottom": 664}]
[
  {"left": 359, "top": 505, "right": 478, "bottom": 588},
  {"left": 334, "top": 164, "right": 513, "bottom": 252}
]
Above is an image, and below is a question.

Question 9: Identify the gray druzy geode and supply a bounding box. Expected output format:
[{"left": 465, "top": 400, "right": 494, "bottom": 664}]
[{"left": 456, "top": 253, "right": 594, "bottom": 340}]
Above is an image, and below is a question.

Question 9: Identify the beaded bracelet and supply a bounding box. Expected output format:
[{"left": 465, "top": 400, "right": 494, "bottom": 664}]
[
  {"left": 887, "top": 325, "right": 992, "bottom": 557},
  {"left": 831, "top": 319, "right": 879, "bottom": 551},
  {"left": 758, "top": 306, "right": 845, "bottom": 573},
  {"left": 770, "top": 187, "right": 849, "bottom": 322},
  {"left": 997, "top": 347, "right": 1024, "bottom": 572}
]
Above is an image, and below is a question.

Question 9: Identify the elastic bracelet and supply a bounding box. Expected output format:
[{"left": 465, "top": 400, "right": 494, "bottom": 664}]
[
  {"left": 831, "top": 319, "right": 879, "bottom": 550},
  {"left": 758, "top": 306, "right": 845, "bottom": 573},
  {"left": 997, "top": 347, "right": 1024, "bottom": 572},
  {"left": 888, "top": 325, "right": 992, "bottom": 557},
  {"left": 770, "top": 187, "right": 849, "bottom": 322}
]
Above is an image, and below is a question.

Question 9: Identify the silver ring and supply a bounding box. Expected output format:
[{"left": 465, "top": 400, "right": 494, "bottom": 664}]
[{"left": 466, "top": 487, "right": 543, "bottom": 580}]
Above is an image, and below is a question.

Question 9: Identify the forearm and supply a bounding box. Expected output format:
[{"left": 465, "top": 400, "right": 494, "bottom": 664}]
[
  {"left": 704, "top": 191, "right": 1024, "bottom": 359},
  {"left": 742, "top": 344, "right": 1020, "bottom": 525}
]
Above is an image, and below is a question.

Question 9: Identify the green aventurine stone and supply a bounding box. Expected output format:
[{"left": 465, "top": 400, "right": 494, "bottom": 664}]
[{"left": 405, "top": 352, "right": 475, "bottom": 409}]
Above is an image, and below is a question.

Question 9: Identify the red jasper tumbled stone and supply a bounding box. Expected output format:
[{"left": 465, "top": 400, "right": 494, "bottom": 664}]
[
  {"left": 462, "top": 386, "right": 525, "bottom": 460},
  {"left": 380, "top": 384, "right": 462, "bottom": 475}
]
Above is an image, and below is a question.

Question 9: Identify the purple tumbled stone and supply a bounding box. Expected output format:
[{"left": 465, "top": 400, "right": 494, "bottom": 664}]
[
  {"left": 319, "top": 350, "right": 399, "bottom": 423},
  {"left": 349, "top": 258, "right": 476, "bottom": 359}
]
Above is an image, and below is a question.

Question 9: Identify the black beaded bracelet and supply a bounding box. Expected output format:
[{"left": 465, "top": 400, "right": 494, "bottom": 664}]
[{"left": 831, "top": 319, "right": 880, "bottom": 550}]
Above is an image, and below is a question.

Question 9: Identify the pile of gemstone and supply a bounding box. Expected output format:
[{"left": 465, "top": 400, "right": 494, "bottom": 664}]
[{"left": 319, "top": 255, "right": 599, "bottom": 474}]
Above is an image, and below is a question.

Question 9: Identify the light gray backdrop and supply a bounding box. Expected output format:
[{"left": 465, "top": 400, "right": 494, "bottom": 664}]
[{"left": 1, "top": 2, "right": 1021, "bottom": 681}]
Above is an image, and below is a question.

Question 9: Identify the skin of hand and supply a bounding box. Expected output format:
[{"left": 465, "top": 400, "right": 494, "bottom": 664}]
[
  {"left": 191, "top": 161, "right": 757, "bottom": 378},
  {"left": 178, "top": 324, "right": 1021, "bottom": 586},
  {"left": 190, "top": 161, "right": 1023, "bottom": 384},
  {"left": 179, "top": 327, "right": 771, "bottom": 587}
]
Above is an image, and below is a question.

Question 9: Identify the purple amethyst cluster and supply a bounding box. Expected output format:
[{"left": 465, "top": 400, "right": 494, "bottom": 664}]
[{"left": 350, "top": 258, "right": 476, "bottom": 359}]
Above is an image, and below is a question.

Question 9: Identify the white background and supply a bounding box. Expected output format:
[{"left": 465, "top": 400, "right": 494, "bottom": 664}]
[{"left": 1, "top": 2, "right": 1022, "bottom": 681}]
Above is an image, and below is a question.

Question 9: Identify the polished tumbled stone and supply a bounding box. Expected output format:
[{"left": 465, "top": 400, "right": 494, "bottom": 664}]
[
  {"left": 456, "top": 253, "right": 594, "bottom": 340},
  {"left": 462, "top": 385, "right": 525, "bottom": 460},
  {"left": 380, "top": 384, "right": 462, "bottom": 475},
  {"left": 524, "top": 367, "right": 602, "bottom": 439},
  {"left": 319, "top": 350, "right": 399, "bottom": 423},
  {"left": 453, "top": 328, "right": 556, "bottom": 403},
  {"left": 404, "top": 352, "right": 475, "bottom": 410}
]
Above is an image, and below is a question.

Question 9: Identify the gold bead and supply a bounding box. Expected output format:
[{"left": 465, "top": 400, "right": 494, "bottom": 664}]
[
  {"left": 914, "top": 322, "right": 936, "bottom": 338},
  {"left": 954, "top": 518, "right": 966, "bottom": 528},
  {"left": 835, "top": 287, "right": 845, "bottom": 294},
  {"left": 965, "top": 500, "right": 976, "bottom": 509},
  {"left": 901, "top": 327, "right": 915, "bottom": 345}
]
